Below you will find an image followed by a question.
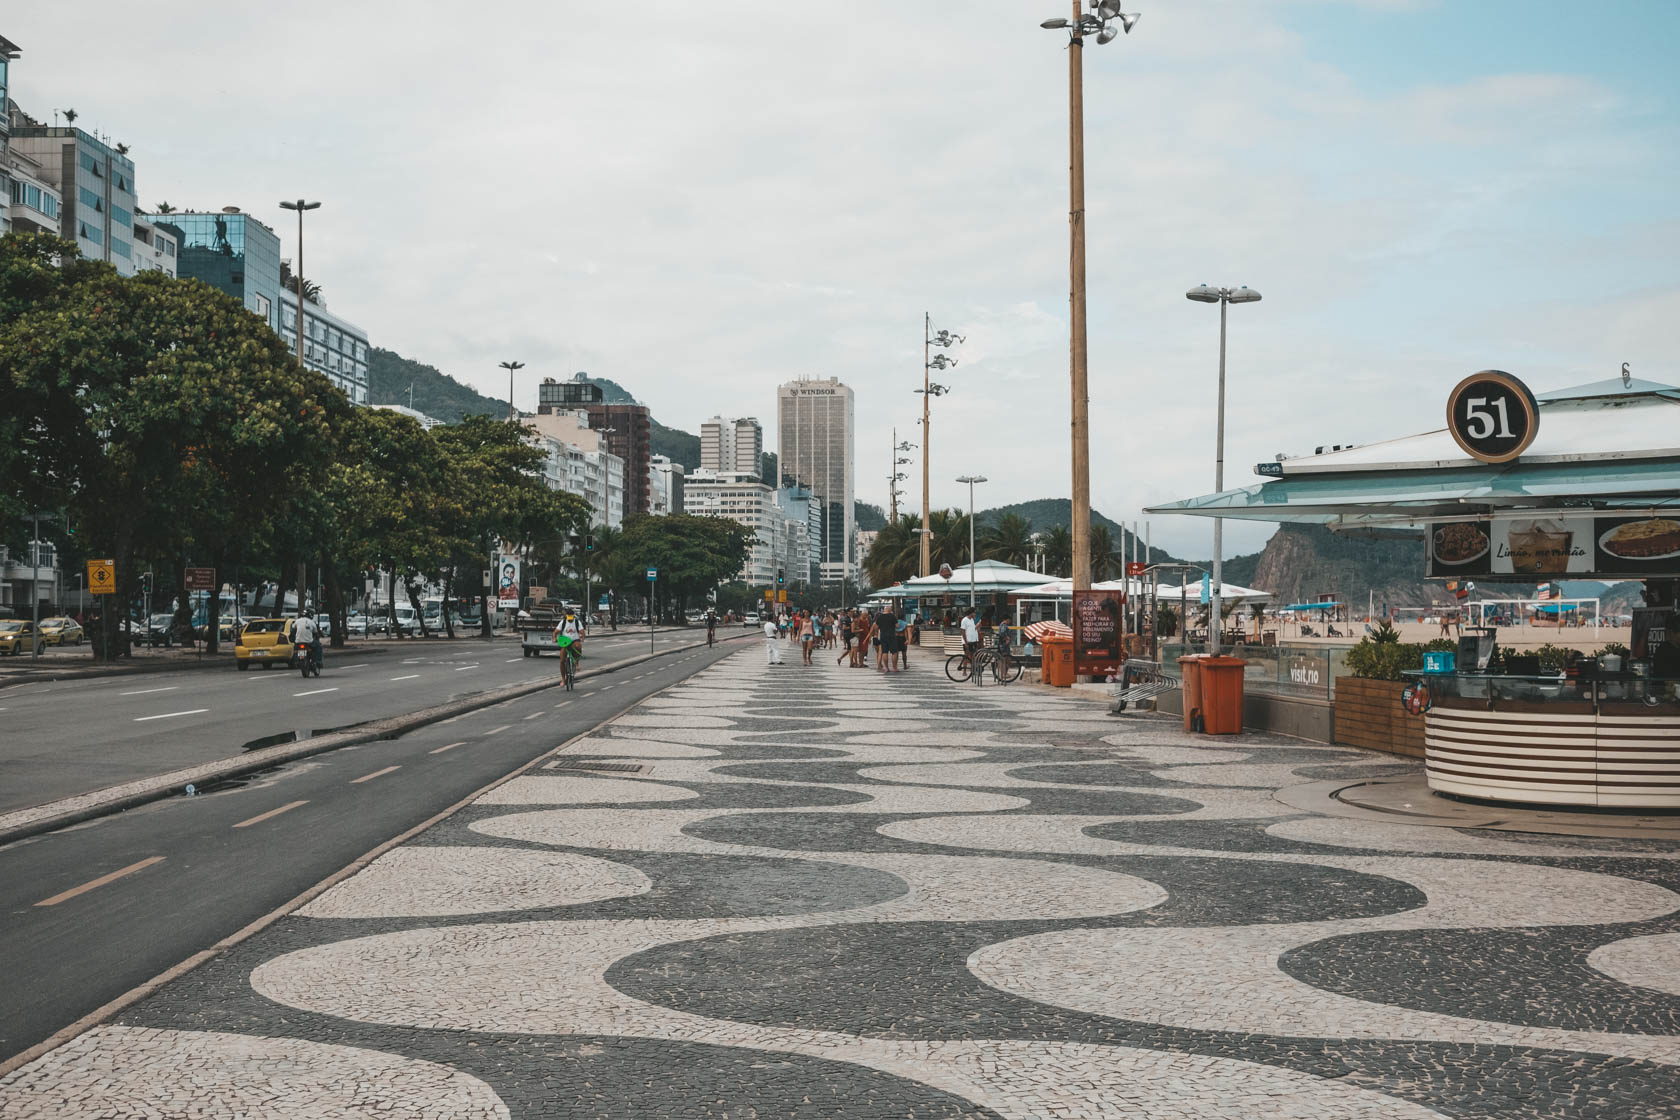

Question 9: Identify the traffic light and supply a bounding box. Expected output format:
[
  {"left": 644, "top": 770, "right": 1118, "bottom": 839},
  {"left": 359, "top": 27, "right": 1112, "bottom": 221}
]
[
  {"left": 776, "top": 568, "right": 785, "bottom": 587},
  {"left": 585, "top": 534, "right": 595, "bottom": 552},
  {"left": 141, "top": 571, "right": 154, "bottom": 595}
]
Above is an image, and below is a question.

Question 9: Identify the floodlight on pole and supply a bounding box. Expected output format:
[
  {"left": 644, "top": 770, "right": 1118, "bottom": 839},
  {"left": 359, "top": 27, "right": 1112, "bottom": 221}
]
[
  {"left": 1039, "top": 2, "right": 1140, "bottom": 597},
  {"left": 919, "top": 314, "right": 964, "bottom": 579},
  {"left": 278, "top": 199, "right": 322, "bottom": 376},
  {"left": 500, "top": 360, "right": 526, "bottom": 422},
  {"left": 1183, "top": 284, "right": 1262, "bottom": 656}
]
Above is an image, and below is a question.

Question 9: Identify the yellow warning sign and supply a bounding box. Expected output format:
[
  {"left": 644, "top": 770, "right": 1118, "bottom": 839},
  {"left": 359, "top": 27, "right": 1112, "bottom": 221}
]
[{"left": 88, "top": 559, "right": 116, "bottom": 595}]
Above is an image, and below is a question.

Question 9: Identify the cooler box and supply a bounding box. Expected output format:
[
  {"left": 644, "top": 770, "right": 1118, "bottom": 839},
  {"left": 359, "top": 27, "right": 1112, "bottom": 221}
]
[
  {"left": 1422, "top": 650, "right": 1456, "bottom": 673},
  {"left": 1177, "top": 656, "right": 1205, "bottom": 732},
  {"left": 1041, "top": 638, "right": 1076, "bottom": 687},
  {"left": 1198, "top": 656, "right": 1247, "bottom": 735}
]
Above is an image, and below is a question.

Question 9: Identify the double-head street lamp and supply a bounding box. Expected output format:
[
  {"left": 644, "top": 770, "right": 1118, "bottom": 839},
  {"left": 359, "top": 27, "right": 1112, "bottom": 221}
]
[
  {"left": 956, "top": 474, "right": 988, "bottom": 607},
  {"left": 1039, "top": 2, "right": 1139, "bottom": 593},
  {"left": 500, "top": 360, "right": 526, "bottom": 423},
  {"left": 919, "top": 315, "right": 964, "bottom": 578},
  {"left": 1185, "top": 284, "right": 1261, "bottom": 656},
  {"left": 278, "top": 199, "right": 321, "bottom": 368}
]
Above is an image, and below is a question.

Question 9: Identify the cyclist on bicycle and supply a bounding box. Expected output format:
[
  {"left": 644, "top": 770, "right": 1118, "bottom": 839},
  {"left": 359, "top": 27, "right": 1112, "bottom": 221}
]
[
  {"left": 554, "top": 608, "right": 586, "bottom": 672},
  {"left": 705, "top": 608, "right": 717, "bottom": 646}
]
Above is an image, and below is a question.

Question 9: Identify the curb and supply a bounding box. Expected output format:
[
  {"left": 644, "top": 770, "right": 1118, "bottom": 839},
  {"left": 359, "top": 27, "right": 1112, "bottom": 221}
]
[{"left": 0, "top": 632, "right": 751, "bottom": 848}]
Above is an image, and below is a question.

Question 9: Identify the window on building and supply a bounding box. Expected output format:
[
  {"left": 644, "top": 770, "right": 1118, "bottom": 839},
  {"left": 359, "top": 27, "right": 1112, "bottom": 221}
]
[
  {"left": 110, "top": 237, "right": 131, "bottom": 259},
  {"left": 111, "top": 204, "right": 132, "bottom": 228}
]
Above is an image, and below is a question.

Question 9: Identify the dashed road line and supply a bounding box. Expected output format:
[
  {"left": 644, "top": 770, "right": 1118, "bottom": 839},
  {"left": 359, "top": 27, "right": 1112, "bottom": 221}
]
[
  {"left": 134, "top": 708, "right": 209, "bottom": 722},
  {"left": 523, "top": 712, "right": 544, "bottom": 721},
  {"left": 334, "top": 663, "right": 368, "bottom": 670},
  {"left": 36, "top": 857, "right": 165, "bottom": 907},
  {"left": 232, "top": 800, "right": 309, "bottom": 829},
  {"left": 429, "top": 741, "right": 468, "bottom": 754},
  {"left": 389, "top": 674, "right": 420, "bottom": 682},
  {"left": 504, "top": 658, "right": 524, "bottom": 664},
  {"left": 454, "top": 664, "right": 478, "bottom": 671},
  {"left": 119, "top": 686, "right": 179, "bottom": 697},
  {"left": 553, "top": 700, "right": 573, "bottom": 709},
  {"left": 484, "top": 724, "right": 512, "bottom": 736},
  {"left": 351, "top": 765, "right": 401, "bottom": 784},
  {"left": 293, "top": 687, "right": 339, "bottom": 697}
]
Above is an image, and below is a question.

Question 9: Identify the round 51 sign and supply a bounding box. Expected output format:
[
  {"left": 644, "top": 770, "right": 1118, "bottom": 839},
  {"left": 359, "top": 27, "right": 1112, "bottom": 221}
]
[{"left": 1446, "top": 370, "right": 1539, "bottom": 464}]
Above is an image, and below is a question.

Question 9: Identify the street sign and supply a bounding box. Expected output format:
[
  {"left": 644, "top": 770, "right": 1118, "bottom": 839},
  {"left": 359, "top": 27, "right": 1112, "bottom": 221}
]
[
  {"left": 88, "top": 559, "right": 116, "bottom": 595},
  {"left": 777, "top": 590, "right": 788, "bottom": 603},
  {"left": 184, "top": 566, "right": 216, "bottom": 592},
  {"left": 1200, "top": 573, "right": 1211, "bottom": 604},
  {"left": 1126, "top": 561, "right": 1147, "bottom": 577},
  {"left": 763, "top": 589, "right": 774, "bottom": 601},
  {"left": 646, "top": 568, "right": 658, "bottom": 581},
  {"left": 1446, "top": 370, "right": 1539, "bottom": 464}
]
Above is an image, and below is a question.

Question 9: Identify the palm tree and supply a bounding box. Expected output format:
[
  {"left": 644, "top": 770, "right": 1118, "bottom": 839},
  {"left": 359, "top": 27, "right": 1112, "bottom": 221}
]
[
  {"left": 1089, "top": 524, "right": 1121, "bottom": 581},
  {"left": 980, "top": 512, "right": 1033, "bottom": 567},
  {"left": 1249, "top": 600, "right": 1267, "bottom": 640},
  {"left": 63, "top": 108, "right": 78, "bottom": 126},
  {"left": 1041, "top": 526, "right": 1072, "bottom": 577},
  {"left": 928, "top": 508, "right": 972, "bottom": 573},
  {"left": 863, "top": 516, "right": 922, "bottom": 589},
  {"left": 153, "top": 201, "right": 176, "bottom": 214}
]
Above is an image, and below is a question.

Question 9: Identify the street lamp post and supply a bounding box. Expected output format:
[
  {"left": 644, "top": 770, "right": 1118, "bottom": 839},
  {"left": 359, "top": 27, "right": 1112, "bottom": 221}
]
[
  {"left": 500, "top": 360, "right": 526, "bottom": 423},
  {"left": 1040, "top": 3, "right": 1139, "bottom": 593},
  {"left": 956, "top": 475, "right": 988, "bottom": 608},
  {"left": 918, "top": 315, "right": 963, "bottom": 577},
  {"left": 888, "top": 429, "right": 915, "bottom": 522},
  {"left": 1185, "top": 284, "right": 1261, "bottom": 656},
  {"left": 278, "top": 199, "right": 321, "bottom": 371}
]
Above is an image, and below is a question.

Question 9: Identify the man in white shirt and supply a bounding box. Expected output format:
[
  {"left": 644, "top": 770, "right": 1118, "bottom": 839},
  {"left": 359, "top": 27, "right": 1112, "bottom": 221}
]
[
  {"left": 960, "top": 608, "right": 980, "bottom": 666},
  {"left": 763, "top": 615, "right": 782, "bottom": 665},
  {"left": 293, "top": 613, "right": 321, "bottom": 672}
]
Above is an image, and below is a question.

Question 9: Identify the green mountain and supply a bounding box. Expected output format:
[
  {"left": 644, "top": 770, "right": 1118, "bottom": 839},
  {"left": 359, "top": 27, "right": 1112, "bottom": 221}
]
[
  {"left": 652, "top": 419, "right": 701, "bottom": 471},
  {"left": 855, "top": 502, "right": 887, "bottom": 532},
  {"left": 367, "top": 347, "right": 506, "bottom": 422},
  {"left": 977, "top": 498, "right": 1175, "bottom": 565}
]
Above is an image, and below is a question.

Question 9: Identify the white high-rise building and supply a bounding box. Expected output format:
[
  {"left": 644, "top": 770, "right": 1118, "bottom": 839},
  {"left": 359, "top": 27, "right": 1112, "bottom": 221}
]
[
  {"left": 685, "top": 470, "right": 811, "bottom": 587},
  {"left": 776, "top": 377, "right": 854, "bottom": 584},
  {"left": 701, "top": 416, "right": 763, "bottom": 476},
  {"left": 650, "top": 454, "right": 684, "bottom": 515},
  {"left": 525, "top": 410, "right": 625, "bottom": 528}
]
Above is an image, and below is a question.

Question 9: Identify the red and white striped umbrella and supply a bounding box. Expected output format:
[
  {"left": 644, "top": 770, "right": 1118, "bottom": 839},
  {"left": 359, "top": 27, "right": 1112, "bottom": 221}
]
[{"left": 1022, "top": 620, "right": 1072, "bottom": 643}]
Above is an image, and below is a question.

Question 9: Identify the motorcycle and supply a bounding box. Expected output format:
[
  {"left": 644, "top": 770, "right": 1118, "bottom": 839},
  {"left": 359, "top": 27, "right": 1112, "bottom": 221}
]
[{"left": 298, "top": 638, "right": 322, "bottom": 678}]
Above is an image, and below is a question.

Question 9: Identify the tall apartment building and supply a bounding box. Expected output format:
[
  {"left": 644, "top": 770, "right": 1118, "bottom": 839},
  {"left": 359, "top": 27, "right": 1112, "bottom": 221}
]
[
  {"left": 776, "top": 377, "right": 855, "bottom": 584},
  {"left": 700, "top": 416, "right": 763, "bottom": 475},
  {"left": 0, "top": 35, "right": 18, "bottom": 232},
  {"left": 650, "top": 455, "right": 684, "bottom": 516},
  {"left": 538, "top": 375, "right": 652, "bottom": 517},
  {"left": 151, "top": 208, "right": 369, "bottom": 403},
  {"left": 684, "top": 470, "right": 812, "bottom": 587},
  {"left": 525, "top": 410, "right": 625, "bottom": 529},
  {"left": 10, "top": 111, "right": 145, "bottom": 275}
]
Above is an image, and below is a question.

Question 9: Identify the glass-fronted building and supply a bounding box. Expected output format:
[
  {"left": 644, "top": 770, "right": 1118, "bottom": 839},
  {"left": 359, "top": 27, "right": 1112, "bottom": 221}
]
[
  {"left": 9, "top": 119, "right": 141, "bottom": 274},
  {"left": 152, "top": 208, "right": 284, "bottom": 333}
]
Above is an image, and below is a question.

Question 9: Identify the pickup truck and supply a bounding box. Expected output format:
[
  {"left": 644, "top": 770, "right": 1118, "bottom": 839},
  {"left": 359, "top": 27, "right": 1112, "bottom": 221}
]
[{"left": 515, "top": 600, "right": 568, "bottom": 657}]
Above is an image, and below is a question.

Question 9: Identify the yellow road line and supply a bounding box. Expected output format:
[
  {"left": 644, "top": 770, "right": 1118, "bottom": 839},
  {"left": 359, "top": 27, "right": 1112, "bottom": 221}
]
[
  {"left": 232, "top": 800, "right": 309, "bottom": 829},
  {"left": 36, "top": 857, "right": 165, "bottom": 908},
  {"left": 351, "top": 765, "right": 401, "bottom": 784}
]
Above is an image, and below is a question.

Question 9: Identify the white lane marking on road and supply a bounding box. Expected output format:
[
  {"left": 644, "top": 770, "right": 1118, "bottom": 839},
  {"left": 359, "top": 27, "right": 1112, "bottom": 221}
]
[
  {"left": 134, "top": 708, "right": 209, "bottom": 722},
  {"left": 484, "top": 724, "right": 512, "bottom": 736},
  {"left": 36, "top": 856, "right": 165, "bottom": 907},
  {"left": 430, "top": 741, "right": 468, "bottom": 754},
  {"left": 523, "top": 712, "right": 543, "bottom": 721},
  {"left": 119, "top": 686, "right": 179, "bottom": 696},
  {"left": 553, "top": 700, "right": 572, "bottom": 709},
  {"left": 438, "top": 715, "right": 463, "bottom": 725},
  {"left": 454, "top": 664, "right": 478, "bottom": 671},
  {"left": 334, "top": 663, "right": 368, "bottom": 670},
  {"left": 601, "top": 685, "right": 615, "bottom": 691},
  {"left": 351, "top": 765, "right": 400, "bottom": 784},
  {"left": 402, "top": 658, "right": 423, "bottom": 664},
  {"left": 294, "top": 687, "right": 339, "bottom": 697},
  {"left": 390, "top": 674, "right": 420, "bottom": 681},
  {"left": 505, "top": 658, "right": 524, "bottom": 663},
  {"left": 233, "top": 800, "right": 309, "bottom": 828}
]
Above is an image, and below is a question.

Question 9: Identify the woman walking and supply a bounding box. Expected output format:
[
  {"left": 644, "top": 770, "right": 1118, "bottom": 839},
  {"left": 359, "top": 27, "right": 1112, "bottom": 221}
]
[{"left": 799, "top": 611, "right": 816, "bottom": 665}]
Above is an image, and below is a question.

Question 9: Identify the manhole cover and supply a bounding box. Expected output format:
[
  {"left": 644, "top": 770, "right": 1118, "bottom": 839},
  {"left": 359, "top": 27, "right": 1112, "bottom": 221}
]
[{"left": 550, "top": 760, "right": 648, "bottom": 774}]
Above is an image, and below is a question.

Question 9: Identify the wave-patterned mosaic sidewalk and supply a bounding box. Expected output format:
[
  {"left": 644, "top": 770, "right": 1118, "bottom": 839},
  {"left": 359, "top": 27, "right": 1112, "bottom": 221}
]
[{"left": 6, "top": 651, "right": 1680, "bottom": 1118}]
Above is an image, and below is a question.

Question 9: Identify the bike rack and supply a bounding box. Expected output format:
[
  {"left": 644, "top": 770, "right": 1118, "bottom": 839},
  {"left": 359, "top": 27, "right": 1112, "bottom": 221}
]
[{"left": 1110, "top": 658, "right": 1179, "bottom": 712}]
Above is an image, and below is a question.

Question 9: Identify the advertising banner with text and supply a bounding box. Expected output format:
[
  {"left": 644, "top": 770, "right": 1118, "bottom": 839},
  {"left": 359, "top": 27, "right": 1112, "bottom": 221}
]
[
  {"left": 1427, "top": 515, "right": 1680, "bottom": 580},
  {"left": 1072, "top": 590, "right": 1125, "bottom": 677}
]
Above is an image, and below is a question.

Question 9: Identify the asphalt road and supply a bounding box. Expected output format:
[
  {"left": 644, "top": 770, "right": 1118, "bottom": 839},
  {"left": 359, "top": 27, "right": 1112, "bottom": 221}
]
[
  {"left": 0, "top": 627, "right": 733, "bottom": 814},
  {"left": 0, "top": 635, "right": 746, "bottom": 1065}
]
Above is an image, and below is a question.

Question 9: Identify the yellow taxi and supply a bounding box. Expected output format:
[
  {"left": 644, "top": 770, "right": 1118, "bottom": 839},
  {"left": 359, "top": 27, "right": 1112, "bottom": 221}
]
[
  {"left": 234, "top": 618, "right": 302, "bottom": 670},
  {"left": 0, "top": 619, "right": 43, "bottom": 655},
  {"left": 39, "top": 617, "right": 85, "bottom": 646}
]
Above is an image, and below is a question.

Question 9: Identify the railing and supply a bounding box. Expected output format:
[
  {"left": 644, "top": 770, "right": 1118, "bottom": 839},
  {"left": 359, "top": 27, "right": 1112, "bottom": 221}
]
[{"left": 1159, "top": 641, "right": 1348, "bottom": 700}]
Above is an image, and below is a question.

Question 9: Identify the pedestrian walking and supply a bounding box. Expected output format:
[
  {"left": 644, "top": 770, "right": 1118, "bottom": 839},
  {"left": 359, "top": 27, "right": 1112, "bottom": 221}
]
[
  {"left": 799, "top": 611, "right": 816, "bottom": 664},
  {"left": 875, "top": 605, "right": 896, "bottom": 673},
  {"left": 763, "top": 615, "right": 782, "bottom": 665},
  {"left": 893, "top": 612, "right": 909, "bottom": 671},
  {"left": 851, "top": 611, "right": 871, "bottom": 668},
  {"left": 838, "top": 609, "right": 855, "bottom": 665}
]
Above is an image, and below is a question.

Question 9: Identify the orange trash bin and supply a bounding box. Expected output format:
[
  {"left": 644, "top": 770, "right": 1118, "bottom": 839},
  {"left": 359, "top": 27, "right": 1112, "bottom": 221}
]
[
  {"left": 1176, "top": 656, "right": 1205, "bottom": 732},
  {"left": 1198, "top": 655, "right": 1248, "bottom": 735},
  {"left": 1041, "top": 637, "right": 1075, "bottom": 687}
]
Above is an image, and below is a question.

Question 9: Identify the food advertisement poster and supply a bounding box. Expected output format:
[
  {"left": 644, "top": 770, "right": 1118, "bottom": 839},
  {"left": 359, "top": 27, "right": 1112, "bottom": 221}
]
[
  {"left": 1072, "top": 590, "right": 1125, "bottom": 677},
  {"left": 1427, "top": 516, "right": 1680, "bottom": 579}
]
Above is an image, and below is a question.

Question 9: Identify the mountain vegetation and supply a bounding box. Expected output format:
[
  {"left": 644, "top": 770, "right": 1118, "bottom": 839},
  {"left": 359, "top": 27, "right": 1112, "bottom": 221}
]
[
  {"left": 855, "top": 502, "right": 887, "bottom": 532},
  {"left": 975, "top": 498, "right": 1175, "bottom": 566},
  {"left": 651, "top": 419, "right": 701, "bottom": 471},
  {"left": 368, "top": 347, "right": 505, "bottom": 422}
]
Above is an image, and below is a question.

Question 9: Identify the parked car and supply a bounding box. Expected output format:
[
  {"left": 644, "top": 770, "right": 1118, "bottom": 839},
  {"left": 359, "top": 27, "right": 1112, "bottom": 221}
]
[
  {"left": 0, "top": 619, "right": 44, "bottom": 655},
  {"left": 38, "top": 617, "right": 85, "bottom": 646},
  {"left": 196, "top": 619, "right": 239, "bottom": 644},
  {"left": 142, "top": 612, "right": 180, "bottom": 647},
  {"left": 743, "top": 612, "right": 760, "bottom": 627},
  {"left": 234, "top": 618, "right": 303, "bottom": 670},
  {"left": 345, "top": 611, "right": 388, "bottom": 637}
]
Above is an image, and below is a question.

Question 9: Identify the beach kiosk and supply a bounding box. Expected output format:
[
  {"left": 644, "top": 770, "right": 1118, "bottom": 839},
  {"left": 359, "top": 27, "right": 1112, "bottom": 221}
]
[{"left": 1148, "top": 370, "right": 1680, "bottom": 808}]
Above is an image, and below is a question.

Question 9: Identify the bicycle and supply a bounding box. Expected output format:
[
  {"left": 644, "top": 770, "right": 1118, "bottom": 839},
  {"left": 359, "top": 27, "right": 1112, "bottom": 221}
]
[
  {"left": 557, "top": 635, "right": 579, "bottom": 691},
  {"left": 945, "top": 650, "right": 975, "bottom": 682}
]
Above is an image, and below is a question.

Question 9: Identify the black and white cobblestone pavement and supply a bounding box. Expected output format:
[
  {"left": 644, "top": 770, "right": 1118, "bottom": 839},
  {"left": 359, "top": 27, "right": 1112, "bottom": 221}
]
[{"left": 4, "top": 649, "right": 1679, "bottom": 1118}]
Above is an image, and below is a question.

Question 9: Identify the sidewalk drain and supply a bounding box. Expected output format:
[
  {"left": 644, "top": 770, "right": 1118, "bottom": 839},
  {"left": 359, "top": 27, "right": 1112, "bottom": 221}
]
[{"left": 549, "top": 760, "right": 649, "bottom": 775}]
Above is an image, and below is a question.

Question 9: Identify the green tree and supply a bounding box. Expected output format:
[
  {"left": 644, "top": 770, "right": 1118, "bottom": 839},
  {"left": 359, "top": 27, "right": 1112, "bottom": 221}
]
[
  {"left": 980, "top": 511, "right": 1033, "bottom": 566},
  {"left": 616, "top": 514, "right": 753, "bottom": 622},
  {"left": 1040, "top": 526, "right": 1072, "bottom": 577}
]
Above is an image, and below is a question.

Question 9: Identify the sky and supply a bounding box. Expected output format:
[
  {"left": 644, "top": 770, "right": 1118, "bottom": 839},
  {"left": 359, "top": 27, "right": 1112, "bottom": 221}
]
[{"left": 9, "top": 1, "right": 1679, "bottom": 559}]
